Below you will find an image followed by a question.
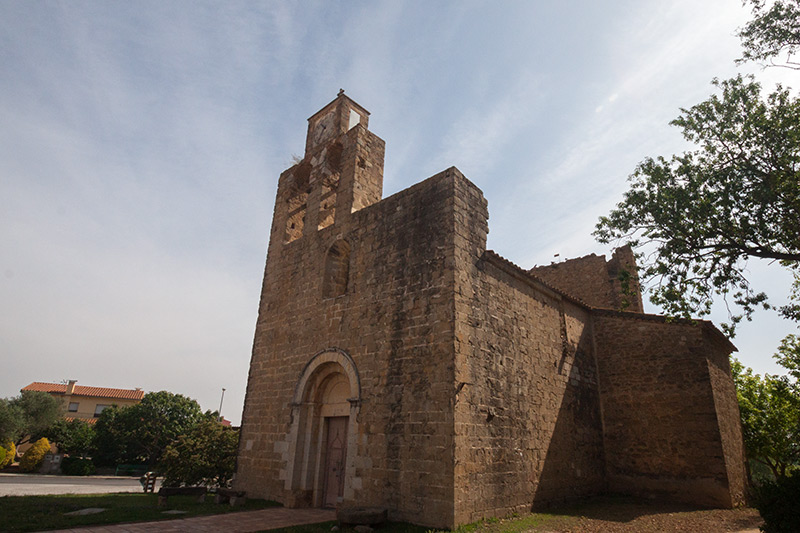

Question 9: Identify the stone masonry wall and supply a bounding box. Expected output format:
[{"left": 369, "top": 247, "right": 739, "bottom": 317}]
[
  {"left": 592, "top": 311, "right": 744, "bottom": 507},
  {"left": 450, "top": 173, "right": 605, "bottom": 525},
  {"left": 531, "top": 245, "right": 643, "bottom": 313},
  {"left": 236, "top": 169, "right": 461, "bottom": 528},
  {"left": 704, "top": 328, "right": 747, "bottom": 506}
]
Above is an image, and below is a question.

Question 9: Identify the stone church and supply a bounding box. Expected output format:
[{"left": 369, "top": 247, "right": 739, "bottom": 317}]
[{"left": 234, "top": 92, "right": 747, "bottom": 529}]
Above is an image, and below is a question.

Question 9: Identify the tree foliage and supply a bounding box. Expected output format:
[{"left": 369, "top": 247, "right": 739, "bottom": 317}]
[
  {"left": 775, "top": 334, "right": 800, "bottom": 381},
  {"left": 738, "top": 334, "right": 800, "bottom": 531},
  {"left": 732, "top": 352, "right": 800, "bottom": 480},
  {"left": 45, "top": 418, "right": 95, "bottom": 458},
  {"left": 92, "top": 404, "right": 130, "bottom": 466},
  {"left": 0, "top": 391, "right": 60, "bottom": 445},
  {"left": 60, "top": 456, "right": 96, "bottom": 476},
  {"left": 15, "top": 391, "right": 61, "bottom": 443},
  {"left": 595, "top": 75, "right": 800, "bottom": 333},
  {"left": 93, "top": 391, "right": 204, "bottom": 466},
  {"left": 0, "top": 400, "right": 23, "bottom": 444},
  {"left": 754, "top": 474, "right": 800, "bottom": 532},
  {"left": 738, "top": 0, "right": 800, "bottom": 69},
  {"left": 159, "top": 417, "right": 239, "bottom": 488}
]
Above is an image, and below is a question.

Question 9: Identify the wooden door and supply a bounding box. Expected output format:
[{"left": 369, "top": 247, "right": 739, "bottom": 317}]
[{"left": 322, "top": 416, "right": 348, "bottom": 507}]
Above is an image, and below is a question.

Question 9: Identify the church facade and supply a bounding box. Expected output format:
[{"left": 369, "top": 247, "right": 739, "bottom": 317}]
[{"left": 234, "top": 93, "right": 747, "bottom": 529}]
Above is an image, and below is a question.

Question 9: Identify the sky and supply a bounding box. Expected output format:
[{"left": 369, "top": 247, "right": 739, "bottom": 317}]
[{"left": 1, "top": 1, "right": 797, "bottom": 425}]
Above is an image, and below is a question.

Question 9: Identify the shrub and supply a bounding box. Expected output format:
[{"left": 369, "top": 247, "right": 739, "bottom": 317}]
[
  {"left": 20, "top": 437, "right": 50, "bottom": 472},
  {"left": 0, "top": 447, "right": 5, "bottom": 467},
  {"left": 1, "top": 441, "right": 16, "bottom": 468},
  {"left": 159, "top": 418, "right": 239, "bottom": 487},
  {"left": 60, "top": 456, "right": 96, "bottom": 476},
  {"left": 754, "top": 474, "right": 800, "bottom": 533}
]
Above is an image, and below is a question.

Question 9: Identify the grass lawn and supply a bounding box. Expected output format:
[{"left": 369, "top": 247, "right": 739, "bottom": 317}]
[
  {"left": 0, "top": 493, "right": 762, "bottom": 533},
  {"left": 0, "top": 492, "right": 278, "bottom": 532}
]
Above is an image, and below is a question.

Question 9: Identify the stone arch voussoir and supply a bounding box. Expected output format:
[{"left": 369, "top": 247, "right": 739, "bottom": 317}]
[{"left": 292, "top": 347, "right": 361, "bottom": 405}]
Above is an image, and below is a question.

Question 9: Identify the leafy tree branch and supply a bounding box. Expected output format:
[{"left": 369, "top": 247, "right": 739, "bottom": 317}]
[
  {"left": 738, "top": 0, "right": 800, "bottom": 69},
  {"left": 595, "top": 76, "right": 799, "bottom": 333}
]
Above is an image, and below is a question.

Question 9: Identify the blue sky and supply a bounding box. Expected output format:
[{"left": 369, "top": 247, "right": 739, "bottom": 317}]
[{"left": 1, "top": 1, "right": 796, "bottom": 424}]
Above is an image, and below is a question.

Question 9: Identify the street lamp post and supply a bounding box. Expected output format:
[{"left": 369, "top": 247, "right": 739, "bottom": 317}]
[{"left": 218, "top": 388, "right": 226, "bottom": 421}]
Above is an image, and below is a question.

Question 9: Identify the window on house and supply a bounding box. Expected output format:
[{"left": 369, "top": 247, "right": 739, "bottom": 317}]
[
  {"left": 68, "top": 402, "right": 79, "bottom": 412},
  {"left": 94, "top": 404, "right": 110, "bottom": 417}
]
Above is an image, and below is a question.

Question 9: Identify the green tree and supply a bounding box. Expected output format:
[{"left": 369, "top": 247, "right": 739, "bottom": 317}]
[
  {"left": 45, "top": 419, "right": 95, "bottom": 458},
  {"left": 92, "top": 405, "right": 131, "bottom": 466},
  {"left": 0, "top": 391, "right": 60, "bottom": 445},
  {"left": 738, "top": 0, "right": 800, "bottom": 69},
  {"left": 14, "top": 391, "right": 61, "bottom": 444},
  {"left": 732, "top": 356, "right": 800, "bottom": 480},
  {"left": 775, "top": 333, "right": 800, "bottom": 382},
  {"left": 0, "top": 399, "right": 23, "bottom": 444},
  {"left": 159, "top": 416, "right": 239, "bottom": 487},
  {"left": 597, "top": 2, "right": 800, "bottom": 335},
  {"left": 595, "top": 75, "right": 800, "bottom": 333},
  {"left": 93, "top": 391, "right": 204, "bottom": 466}
]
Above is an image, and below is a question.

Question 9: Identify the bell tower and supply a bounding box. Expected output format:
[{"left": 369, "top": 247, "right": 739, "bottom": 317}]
[{"left": 272, "top": 91, "right": 385, "bottom": 245}]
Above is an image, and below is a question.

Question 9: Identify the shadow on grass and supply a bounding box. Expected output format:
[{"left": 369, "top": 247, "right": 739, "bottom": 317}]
[
  {"left": 262, "top": 496, "right": 762, "bottom": 533},
  {"left": 262, "top": 522, "right": 433, "bottom": 533},
  {"left": 0, "top": 492, "right": 278, "bottom": 532},
  {"left": 528, "top": 494, "right": 762, "bottom": 532},
  {"left": 539, "top": 494, "right": 709, "bottom": 523}
]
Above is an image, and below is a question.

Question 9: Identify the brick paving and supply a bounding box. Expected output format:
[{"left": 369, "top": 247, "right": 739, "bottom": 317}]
[{"left": 44, "top": 507, "right": 336, "bottom": 533}]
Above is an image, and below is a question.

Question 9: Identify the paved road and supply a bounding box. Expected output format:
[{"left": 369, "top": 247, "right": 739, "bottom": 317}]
[{"left": 0, "top": 473, "right": 158, "bottom": 496}]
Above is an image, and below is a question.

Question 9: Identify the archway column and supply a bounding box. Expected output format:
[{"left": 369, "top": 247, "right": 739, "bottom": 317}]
[
  {"left": 282, "top": 348, "right": 361, "bottom": 507},
  {"left": 343, "top": 397, "right": 362, "bottom": 499}
]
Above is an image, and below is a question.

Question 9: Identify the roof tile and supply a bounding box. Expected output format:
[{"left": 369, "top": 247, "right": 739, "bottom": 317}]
[{"left": 21, "top": 382, "right": 144, "bottom": 400}]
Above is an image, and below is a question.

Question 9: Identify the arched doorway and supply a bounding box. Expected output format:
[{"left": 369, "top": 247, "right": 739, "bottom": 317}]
[{"left": 283, "top": 348, "right": 360, "bottom": 508}]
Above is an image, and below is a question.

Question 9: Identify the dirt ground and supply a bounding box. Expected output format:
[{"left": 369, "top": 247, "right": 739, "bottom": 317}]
[{"left": 483, "top": 496, "right": 763, "bottom": 533}]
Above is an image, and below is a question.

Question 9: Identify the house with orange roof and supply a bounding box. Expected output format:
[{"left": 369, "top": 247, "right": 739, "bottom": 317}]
[{"left": 21, "top": 380, "right": 144, "bottom": 423}]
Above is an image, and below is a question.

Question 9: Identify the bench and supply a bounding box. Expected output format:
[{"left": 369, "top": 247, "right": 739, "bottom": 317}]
[
  {"left": 157, "top": 486, "right": 207, "bottom": 506},
  {"left": 115, "top": 464, "right": 148, "bottom": 476},
  {"left": 214, "top": 488, "right": 247, "bottom": 506}
]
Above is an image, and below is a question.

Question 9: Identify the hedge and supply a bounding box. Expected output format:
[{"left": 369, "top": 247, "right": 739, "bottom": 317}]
[
  {"left": 60, "top": 456, "right": 96, "bottom": 476},
  {"left": 755, "top": 475, "right": 800, "bottom": 533},
  {"left": 20, "top": 438, "right": 50, "bottom": 472}
]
